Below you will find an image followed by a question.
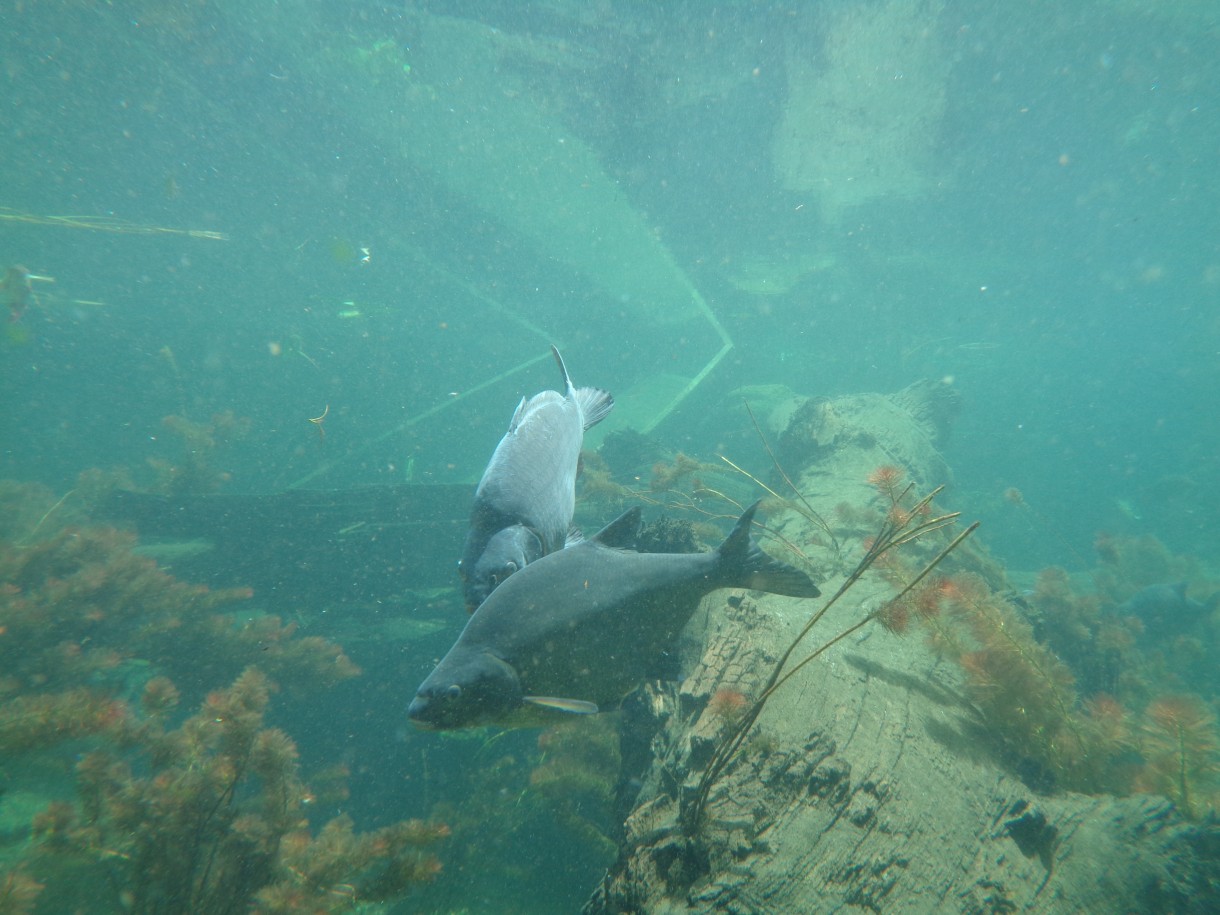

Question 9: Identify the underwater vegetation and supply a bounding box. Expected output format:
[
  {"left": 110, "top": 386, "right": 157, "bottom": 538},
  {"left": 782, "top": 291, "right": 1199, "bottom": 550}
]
[
  {"left": 0, "top": 513, "right": 358, "bottom": 715},
  {"left": 529, "top": 717, "right": 623, "bottom": 861},
  {"left": 581, "top": 436, "right": 1220, "bottom": 830},
  {"left": 874, "top": 482, "right": 1220, "bottom": 819},
  {"left": 648, "top": 452, "right": 717, "bottom": 494},
  {"left": 0, "top": 479, "right": 447, "bottom": 912},
  {"left": 418, "top": 717, "right": 621, "bottom": 912},
  {"left": 1135, "top": 695, "right": 1220, "bottom": 822},
  {"left": 901, "top": 570, "right": 1136, "bottom": 795},
  {"left": 677, "top": 458, "right": 1219, "bottom": 834},
  {"left": 582, "top": 417, "right": 840, "bottom": 562},
  {"left": 17, "top": 668, "right": 447, "bottom": 914},
  {"left": 686, "top": 474, "right": 977, "bottom": 832},
  {"left": 577, "top": 447, "right": 734, "bottom": 550},
  {"left": 148, "top": 411, "right": 252, "bottom": 495}
]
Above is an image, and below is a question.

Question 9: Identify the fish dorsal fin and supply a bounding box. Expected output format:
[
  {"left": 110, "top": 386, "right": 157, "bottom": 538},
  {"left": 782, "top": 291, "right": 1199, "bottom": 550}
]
[
  {"left": 524, "top": 695, "right": 599, "bottom": 715},
  {"left": 506, "top": 397, "right": 528, "bottom": 433},
  {"left": 550, "top": 345, "right": 573, "bottom": 392},
  {"left": 552, "top": 344, "right": 614, "bottom": 430},
  {"left": 720, "top": 500, "right": 761, "bottom": 560},
  {"left": 591, "top": 507, "right": 642, "bottom": 549},
  {"left": 565, "top": 524, "right": 584, "bottom": 547}
]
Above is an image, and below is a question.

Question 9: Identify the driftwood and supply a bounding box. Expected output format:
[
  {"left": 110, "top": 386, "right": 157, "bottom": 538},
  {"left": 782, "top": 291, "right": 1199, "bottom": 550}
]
[{"left": 584, "top": 384, "right": 1220, "bottom": 914}]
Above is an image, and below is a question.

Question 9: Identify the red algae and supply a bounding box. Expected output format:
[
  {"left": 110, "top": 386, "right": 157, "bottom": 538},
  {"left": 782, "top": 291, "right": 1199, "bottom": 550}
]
[{"left": 708, "top": 688, "right": 750, "bottom": 721}]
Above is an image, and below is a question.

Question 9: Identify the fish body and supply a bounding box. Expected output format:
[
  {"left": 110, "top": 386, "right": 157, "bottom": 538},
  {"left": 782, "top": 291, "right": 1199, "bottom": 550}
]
[
  {"left": 1112, "top": 582, "right": 1219, "bottom": 638},
  {"left": 459, "top": 346, "right": 613, "bottom": 611},
  {"left": 411, "top": 502, "right": 820, "bottom": 730}
]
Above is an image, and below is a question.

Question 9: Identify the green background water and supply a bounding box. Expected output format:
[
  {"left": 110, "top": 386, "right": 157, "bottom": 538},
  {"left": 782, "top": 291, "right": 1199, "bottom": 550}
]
[{"left": 2, "top": 2, "right": 1217, "bottom": 911}]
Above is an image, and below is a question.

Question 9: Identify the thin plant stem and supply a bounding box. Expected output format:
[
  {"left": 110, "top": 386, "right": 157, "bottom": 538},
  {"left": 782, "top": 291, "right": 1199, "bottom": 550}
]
[
  {"left": 18, "top": 488, "right": 77, "bottom": 545},
  {"left": 684, "top": 491, "right": 977, "bottom": 834},
  {"left": 742, "top": 400, "right": 840, "bottom": 557}
]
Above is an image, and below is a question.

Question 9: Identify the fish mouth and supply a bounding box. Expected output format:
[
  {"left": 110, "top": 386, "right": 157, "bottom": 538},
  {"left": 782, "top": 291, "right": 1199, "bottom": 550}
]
[{"left": 406, "top": 696, "right": 436, "bottom": 729}]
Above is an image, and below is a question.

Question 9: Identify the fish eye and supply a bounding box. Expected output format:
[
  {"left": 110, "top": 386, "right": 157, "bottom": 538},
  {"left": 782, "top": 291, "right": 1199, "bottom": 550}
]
[
  {"left": 444, "top": 684, "right": 462, "bottom": 700},
  {"left": 491, "top": 563, "right": 517, "bottom": 587}
]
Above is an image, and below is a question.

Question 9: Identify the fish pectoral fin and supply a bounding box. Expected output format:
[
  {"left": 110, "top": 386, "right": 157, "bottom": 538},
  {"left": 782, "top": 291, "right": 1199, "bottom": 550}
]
[
  {"left": 506, "top": 397, "right": 528, "bottom": 434},
  {"left": 523, "top": 695, "right": 599, "bottom": 715}
]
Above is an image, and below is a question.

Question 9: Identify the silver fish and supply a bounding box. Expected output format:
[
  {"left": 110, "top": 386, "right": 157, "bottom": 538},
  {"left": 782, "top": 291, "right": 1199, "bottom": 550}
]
[
  {"left": 458, "top": 346, "right": 613, "bottom": 612},
  {"left": 412, "top": 501, "right": 821, "bottom": 730}
]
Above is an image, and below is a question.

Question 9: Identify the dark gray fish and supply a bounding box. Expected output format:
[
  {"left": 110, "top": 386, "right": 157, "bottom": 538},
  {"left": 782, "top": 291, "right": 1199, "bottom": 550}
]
[
  {"left": 1111, "top": 582, "right": 1219, "bottom": 638},
  {"left": 411, "top": 501, "right": 821, "bottom": 730},
  {"left": 459, "top": 346, "right": 613, "bottom": 612}
]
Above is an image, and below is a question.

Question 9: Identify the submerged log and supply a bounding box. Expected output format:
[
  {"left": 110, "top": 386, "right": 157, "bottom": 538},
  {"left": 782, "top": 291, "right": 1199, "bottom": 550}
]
[{"left": 585, "top": 383, "right": 1220, "bottom": 914}]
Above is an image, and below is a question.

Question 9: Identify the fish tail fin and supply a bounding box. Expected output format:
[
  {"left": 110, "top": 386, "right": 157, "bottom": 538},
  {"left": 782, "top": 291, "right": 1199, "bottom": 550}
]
[
  {"left": 716, "top": 501, "right": 821, "bottom": 598},
  {"left": 576, "top": 387, "right": 614, "bottom": 429},
  {"left": 551, "top": 344, "right": 614, "bottom": 429}
]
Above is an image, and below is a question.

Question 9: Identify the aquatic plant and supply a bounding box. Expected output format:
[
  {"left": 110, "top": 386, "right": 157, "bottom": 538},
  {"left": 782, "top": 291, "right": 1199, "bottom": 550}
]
[
  {"left": 1022, "top": 565, "right": 1146, "bottom": 700},
  {"left": 0, "top": 689, "right": 131, "bottom": 755},
  {"left": 0, "top": 522, "right": 248, "bottom": 700},
  {"left": 0, "top": 868, "right": 44, "bottom": 914},
  {"left": 0, "top": 480, "right": 75, "bottom": 544},
  {"left": 15, "top": 668, "right": 448, "bottom": 914},
  {"left": 685, "top": 484, "right": 976, "bottom": 832},
  {"left": 890, "top": 542, "right": 1220, "bottom": 812},
  {"left": 1091, "top": 531, "right": 1208, "bottom": 605},
  {"left": 528, "top": 718, "right": 622, "bottom": 860},
  {"left": 929, "top": 573, "right": 1134, "bottom": 793},
  {"left": 683, "top": 463, "right": 1220, "bottom": 829},
  {"left": 635, "top": 516, "right": 702, "bottom": 554},
  {"left": 650, "top": 453, "right": 715, "bottom": 492},
  {"left": 578, "top": 451, "right": 640, "bottom": 509},
  {"left": 1134, "top": 694, "right": 1220, "bottom": 821},
  {"left": 0, "top": 478, "right": 386, "bottom": 910},
  {"left": 866, "top": 464, "right": 906, "bottom": 502},
  {"left": 705, "top": 688, "right": 750, "bottom": 723},
  {"left": 0, "top": 514, "right": 357, "bottom": 733},
  {"left": 729, "top": 401, "right": 841, "bottom": 559},
  {"left": 148, "top": 411, "right": 251, "bottom": 495},
  {"left": 420, "top": 722, "right": 620, "bottom": 910},
  {"left": 1004, "top": 486, "right": 1093, "bottom": 570}
]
